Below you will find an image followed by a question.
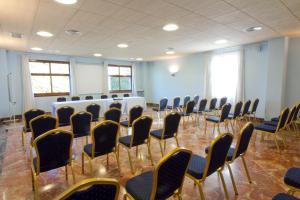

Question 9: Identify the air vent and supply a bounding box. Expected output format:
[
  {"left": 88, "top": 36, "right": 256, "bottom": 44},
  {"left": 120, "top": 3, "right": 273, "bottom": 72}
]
[
  {"left": 10, "top": 32, "right": 23, "bottom": 39},
  {"left": 65, "top": 29, "right": 81, "bottom": 36}
]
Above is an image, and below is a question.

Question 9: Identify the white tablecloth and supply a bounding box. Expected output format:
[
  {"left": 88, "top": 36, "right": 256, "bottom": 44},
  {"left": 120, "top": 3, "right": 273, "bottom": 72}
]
[{"left": 51, "top": 97, "right": 147, "bottom": 117}]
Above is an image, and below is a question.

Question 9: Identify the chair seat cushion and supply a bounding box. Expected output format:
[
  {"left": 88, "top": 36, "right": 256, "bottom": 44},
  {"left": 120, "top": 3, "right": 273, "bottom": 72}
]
[
  {"left": 120, "top": 120, "right": 130, "bottom": 127},
  {"left": 271, "top": 117, "right": 279, "bottom": 122},
  {"left": 272, "top": 193, "right": 300, "bottom": 200},
  {"left": 264, "top": 121, "right": 278, "bottom": 127},
  {"left": 83, "top": 144, "right": 113, "bottom": 157},
  {"left": 255, "top": 124, "right": 276, "bottom": 133},
  {"left": 187, "top": 154, "right": 206, "bottom": 179},
  {"left": 125, "top": 171, "right": 153, "bottom": 200},
  {"left": 284, "top": 167, "right": 300, "bottom": 189},
  {"left": 206, "top": 116, "right": 220, "bottom": 123},
  {"left": 150, "top": 129, "right": 163, "bottom": 139},
  {"left": 119, "top": 135, "right": 134, "bottom": 147}
]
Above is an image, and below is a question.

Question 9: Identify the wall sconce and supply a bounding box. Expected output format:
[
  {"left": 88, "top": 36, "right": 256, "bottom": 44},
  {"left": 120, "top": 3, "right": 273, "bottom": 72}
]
[{"left": 169, "top": 64, "right": 179, "bottom": 77}]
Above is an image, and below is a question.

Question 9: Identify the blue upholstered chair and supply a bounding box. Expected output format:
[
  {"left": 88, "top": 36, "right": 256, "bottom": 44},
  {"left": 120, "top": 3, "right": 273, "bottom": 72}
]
[
  {"left": 71, "top": 111, "right": 92, "bottom": 144},
  {"left": 180, "top": 95, "right": 191, "bottom": 110},
  {"left": 85, "top": 95, "right": 93, "bottom": 100},
  {"left": 55, "top": 178, "right": 120, "bottom": 200},
  {"left": 120, "top": 106, "right": 143, "bottom": 132},
  {"left": 193, "top": 98, "right": 208, "bottom": 124},
  {"left": 71, "top": 96, "right": 80, "bottom": 101},
  {"left": 101, "top": 95, "right": 108, "bottom": 99},
  {"left": 86, "top": 103, "right": 100, "bottom": 123},
  {"left": 272, "top": 193, "right": 300, "bottom": 200},
  {"left": 57, "top": 97, "right": 67, "bottom": 102},
  {"left": 118, "top": 116, "right": 153, "bottom": 174},
  {"left": 240, "top": 100, "right": 251, "bottom": 121},
  {"left": 291, "top": 103, "right": 300, "bottom": 132},
  {"left": 150, "top": 112, "right": 181, "bottom": 156},
  {"left": 167, "top": 96, "right": 180, "bottom": 111},
  {"left": 124, "top": 148, "right": 192, "bottom": 200},
  {"left": 227, "top": 101, "right": 243, "bottom": 133},
  {"left": 218, "top": 97, "right": 227, "bottom": 110},
  {"left": 57, "top": 106, "right": 74, "bottom": 127},
  {"left": 82, "top": 121, "right": 120, "bottom": 174},
  {"left": 205, "top": 97, "right": 217, "bottom": 112},
  {"left": 109, "top": 102, "right": 122, "bottom": 110},
  {"left": 112, "top": 94, "right": 118, "bottom": 98},
  {"left": 193, "top": 95, "right": 200, "bottom": 107},
  {"left": 30, "top": 115, "right": 58, "bottom": 142},
  {"left": 152, "top": 97, "right": 168, "bottom": 120},
  {"left": 284, "top": 167, "right": 300, "bottom": 195},
  {"left": 265, "top": 105, "right": 296, "bottom": 131},
  {"left": 204, "top": 103, "right": 232, "bottom": 135},
  {"left": 186, "top": 133, "right": 233, "bottom": 200},
  {"left": 124, "top": 93, "right": 130, "bottom": 97},
  {"left": 246, "top": 98, "right": 259, "bottom": 121},
  {"left": 179, "top": 100, "right": 195, "bottom": 127},
  {"left": 255, "top": 107, "right": 289, "bottom": 151},
  {"left": 104, "top": 108, "right": 122, "bottom": 123}
]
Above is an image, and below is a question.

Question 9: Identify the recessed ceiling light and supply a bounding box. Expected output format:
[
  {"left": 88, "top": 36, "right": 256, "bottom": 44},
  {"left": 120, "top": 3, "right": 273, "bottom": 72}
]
[
  {"left": 166, "top": 48, "right": 175, "bottom": 55},
  {"left": 215, "top": 39, "right": 228, "bottom": 44},
  {"left": 136, "top": 58, "right": 143, "bottom": 61},
  {"left": 93, "top": 53, "right": 102, "bottom": 57},
  {"left": 163, "top": 24, "right": 179, "bottom": 31},
  {"left": 245, "top": 26, "right": 263, "bottom": 32},
  {"left": 31, "top": 47, "right": 43, "bottom": 51},
  {"left": 117, "top": 43, "right": 128, "bottom": 48},
  {"left": 65, "top": 29, "right": 81, "bottom": 36},
  {"left": 54, "top": 0, "right": 77, "bottom": 5},
  {"left": 36, "top": 31, "right": 53, "bottom": 37}
]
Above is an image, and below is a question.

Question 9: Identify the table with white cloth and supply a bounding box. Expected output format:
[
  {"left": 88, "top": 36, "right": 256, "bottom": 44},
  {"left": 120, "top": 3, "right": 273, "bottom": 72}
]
[{"left": 51, "top": 97, "right": 147, "bottom": 117}]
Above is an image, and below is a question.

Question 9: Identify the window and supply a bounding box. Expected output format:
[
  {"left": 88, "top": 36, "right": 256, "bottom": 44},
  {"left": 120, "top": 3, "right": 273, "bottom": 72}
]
[
  {"left": 29, "top": 60, "right": 71, "bottom": 97},
  {"left": 108, "top": 65, "right": 132, "bottom": 93}
]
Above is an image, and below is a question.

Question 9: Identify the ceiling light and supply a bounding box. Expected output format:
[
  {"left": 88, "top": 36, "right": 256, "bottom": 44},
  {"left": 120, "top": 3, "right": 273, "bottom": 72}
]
[
  {"left": 65, "top": 29, "right": 81, "bottom": 36},
  {"left": 93, "top": 53, "right": 102, "bottom": 57},
  {"left": 136, "top": 58, "right": 143, "bottom": 61},
  {"left": 31, "top": 47, "right": 43, "bottom": 51},
  {"left": 54, "top": 0, "right": 77, "bottom": 5},
  {"left": 166, "top": 48, "right": 175, "bottom": 55},
  {"left": 215, "top": 39, "right": 228, "bottom": 44},
  {"left": 117, "top": 43, "right": 128, "bottom": 48},
  {"left": 36, "top": 31, "right": 53, "bottom": 37},
  {"left": 163, "top": 24, "right": 179, "bottom": 31},
  {"left": 245, "top": 26, "right": 263, "bottom": 32},
  {"left": 129, "top": 58, "right": 135, "bottom": 60}
]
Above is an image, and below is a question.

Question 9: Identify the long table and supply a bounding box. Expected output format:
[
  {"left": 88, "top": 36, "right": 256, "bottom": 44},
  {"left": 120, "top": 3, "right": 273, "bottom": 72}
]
[{"left": 51, "top": 97, "right": 147, "bottom": 117}]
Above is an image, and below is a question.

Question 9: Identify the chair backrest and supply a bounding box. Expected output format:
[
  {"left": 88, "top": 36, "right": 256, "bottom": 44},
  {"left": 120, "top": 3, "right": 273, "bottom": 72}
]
[
  {"left": 92, "top": 121, "right": 119, "bottom": 157},
  {"left": 241, "top": 100, "right": 251, "bottom": 116},
  {"left": 193, "top": 95, "right": 200, "bottom": 106},
  {"left": 172, "top": 97, "right": 181, "bottom": 109},
  {"left": 71, "top": 96, "right": 80, "bottom": 101},
  {"left": 30, "top": 115, "right": 58, "bottom": 140},
  {"left": 112, "top": 94, "right": 118, "bottom": 98},
  {"left": 54, "top": 178, "right": 120, "bottom": 200},
  {"left": 85, "top": 96, "right": 93, "bottom": 100},
  {"left": 159, "top": 98, "right": 168, "bottom": 110},
  {"left": 57, "top": 97, "right": 66, "bottom": 102},
  {"left": 86, "top": 104, "right": 100, "bottom": 122},
  {"left": 276, "top": 107, "right": 290, "bottom": 132},
  {"left": 198, "top": 99, "right": 207, "bottom": 112},
  {"left": 203, "top": 133, "right": 233, "bottom": 178},
  {"left": 209, "top": 98, "right": 217, "bottom": 110},
  {"left": 163, "top": 112, "right": 181, "bottom": 138},
  {"left": 233, "top": 101, "right": 243, "bottom": 119},
  {"left": 123, "top": 94, "right": 130, "bottom": 97},
  {"left": 57, "top": 106, "right": 74, "bottom": 126},
  {"left": 293, "top": 103, "right": 300, "bottom": 121},
  {"left": 183, "top": 96, "right": 190, "bottom": 107},
  {"left": 219, "top": 97, "right": 227, "bottom": 109},
  {"left": 251, "top": 98, "right": 259, "bottom": 114},
  {"left": 24, "top": 109, "right": 45, "bottom": 130},
  {"left": 232, "top": 123, "right": 254, "bottom": 160},
  {"left": 287, "top": 105, "right": 297, "bottom": 126},
  {"left": 185, "top": 101, "right": 195, "bottom": 114},
  {"left": 33, "top": 130, "right": 73, "bottom": 174},
  {"left": 101, "top": 95, "right": 108, "bottom": 99},
  {"left": 130, "top": 116, "right": 152, "bottom": 146},
  {"left": 71, "top": 112, "right": 92, "bottom": 138},
  {"left": 151, "top": 148, "right": 192, "bottom": 200},
  {"left": 128, "top": 106, "right": 143, "bottom": 126},
  {"left": 220, "top": 103, "right": 231, "bottom": 122},
  {"left": 104, "top": 108, "right": 122, "bottom": 123},
  {"left": 109, "top": 102, "right": 122, "bottom": 110}
]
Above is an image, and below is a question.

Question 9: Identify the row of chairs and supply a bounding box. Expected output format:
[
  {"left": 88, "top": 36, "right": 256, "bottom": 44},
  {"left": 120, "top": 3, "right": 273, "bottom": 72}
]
[{"left": 57, "top": 94, "right": 131, "bottom": 102}]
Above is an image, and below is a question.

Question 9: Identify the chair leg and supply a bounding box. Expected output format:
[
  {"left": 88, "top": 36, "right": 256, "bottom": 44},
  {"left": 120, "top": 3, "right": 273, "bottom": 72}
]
[
  {"left": 147, "top": 141, "right": 154, "bottom": 166},
  {"left": 212, "top": 123, "right": 216, "bottom": 134},
  {"left": 273, "top": 134, "right": 281, "bottom": 152},
  {"left": 218, "top": 170, "right": 229, "bottom": 200},
  {"left": 241, "top": 156, "right": 252, "bottom": 183},
  {"left": 204, "top": 120, "right": 207, "bottom": 135},
  {"left": 136, "top": 146, "right": 138, "bottom": 157},
  {"left": 88, "top": 157, "right": 93, "bottom": 174},
  {"left": 227, "top": 164, "right": 238, "bottom": 195},
  {"left": 115, "top": 151, "right": 121, "bottom": 173},
  {"left": 164, "top": 140, "right": 166, "bottom": 152},
  {"left": 70, "top": 163, "right": 76, "bottom": 184},
  {"left": 22, "top": 131, "right": 26, "bottom": 149},
  {"left": 32, "top": 172, "right": 38, "bottom": 197},
  {"left": 158, "top": 140, "right": 164, "bottom": 157},
  {"left": 217, "top": 123, "right": 221, "bottom": 134},
  {"left": 197, "top": 182, "right": 205, "bottom": 200},
  {"left": 281, "top": 132, "right": 287, "bottom": 148},
  {"left": 65, "top": 165, "right": 68, "bottom": 181},
  {"left": 175, "top": 136, "right": 180, "bottom": 147},
  {"left": 230, "top": 120, "right": 235, "bottom": 134},
  {"left": 82, "top": 152, "right": 85, "bottom": 174},
  {"left": 127, "top": 149, "right": 134, "bottom": 174},
  {"left": 106, "top": 154, "right": 109, "bottom": 168}
]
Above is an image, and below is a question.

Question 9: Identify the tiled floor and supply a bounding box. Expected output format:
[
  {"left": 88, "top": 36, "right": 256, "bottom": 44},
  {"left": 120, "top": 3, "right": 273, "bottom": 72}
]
[{"left": 0, "top": 110, "right": 300, "bottom": 200}]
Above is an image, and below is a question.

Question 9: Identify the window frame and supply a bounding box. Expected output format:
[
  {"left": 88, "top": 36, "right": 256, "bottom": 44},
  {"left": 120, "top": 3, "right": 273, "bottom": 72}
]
[
  {"left": 29, "top": 60, "right": 71, "bottom": 97},
  {"left": 108, "top": 64, "right": 132, "bottom": 93}
]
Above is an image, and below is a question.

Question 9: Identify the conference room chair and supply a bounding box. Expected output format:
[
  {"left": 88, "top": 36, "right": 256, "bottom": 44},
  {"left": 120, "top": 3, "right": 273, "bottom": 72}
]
[
  {"left": 152, "top": 97, "right": 168, "bottom": 120},
  {"left": 180, "top": 95, "right": 191, "bottom": 111},
  {"left": 71, "top": 111, "right": 92, "bottom": 144},
  {"left": 186, "top": 133, "right": 233, "bottom": 200},
  {"left": 272, "top": 193, "right": 300, "bottom": 200},
  {"left": 291, "top": 103, "right": 300, "bottom": 132},
  {"left": 167, "top": 96, "right": 181, "bottom": 111},
  {"left": 218, "top": 97, "right": 228, "bottom": 110},
  {"left": 246, "top": 98, "right": 259, "bottom": 121},
  {"left": 193, "top": 95, "right": 200, "bottom": 107},
  {"left": 150, "top": 112, "right": 181, "bottom": 157},
  {"left": 124, "top": 93, "right": 130, "bottom": 97},
  {"left": 227, "top": 101, "right": 243, "bottom": 133},
  {"left": 86, "top": 103, "right": 100, "bottom": 123},
  {"left": 82, "top": 120, "right": 120, "bottom": 174},
  {"left": 118, "top": 116, "right": 153, "bottom": 174},
  {"left": 85, "top": 95, "right": 93, "bottom": 100},
  {"left": 120, "top": 106, "right": 143, "bottom": 133},
  {"left": 30, "top": 115, "right": 58, "bottom": 141},
  {"left": 112, "top": 94, "right": 118, "bottom": 98},
  {"left": 101, "top": 94, "right": 108, "bottom": 99},
  {"left": 204, "top": 103, "right": 231, "bottom": 135},
  {"left": 193, "top": 98, "right": 208, "bottom": 124},
  {"left": 57, "top": 106, "right": 75, "bottom": 127},
  {"left": 239, "top": 100, "right": 251, "bottom": 122},
  {"left": 31, "top": 129, "right": 75, "bottom": 197},
  {"left": 57, "top": 97, "right": 67, "bottom": 102},
  {"left": 54, "top": 178, "right": 120, "bottom": 200},
  {"left": 179, "top": 100, "right": 195, "bottom": 128},
  {"left": 284, "top": 167, "right": 300, "bottom": 195},
  {"left": 104, "top": 108, "right": 122, "bottom": 123},
  {"left": 22, "top": 109, "right": 45, "bottom": 148},
  {"left": 255, "top": 107, "right": 289, "bottom": 151},
  {"left": 109, "top": 102, "right": 122, "bottom": 110},
  {"left": 124, "top": 148, "right": 192, "bottom": 200},
  {"left": 204, "top": 97, "right": 217, "bottom": 112},
  {"left": 71, "top": 96, "right": 80, "bottom": 101}
]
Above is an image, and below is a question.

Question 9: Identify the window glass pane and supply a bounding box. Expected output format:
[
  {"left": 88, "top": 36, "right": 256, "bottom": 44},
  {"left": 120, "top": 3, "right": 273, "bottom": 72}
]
[
  {"left": 29, "top": 62, "right": 50, "bottom": 73},
  {"left": 51, "top": 63, "right": 69, "bottom": 74},
  {"left": 109, "top": 77, "right": 120, "bottom": 91},
  {"left": 120, "top": 77, "right": 131, "bottom": 90},
  {"left": 52, "top": 76, "right": 70, "bottom": 93},
  {"left": 120, "top": 67, "right": 131, "bottom": 76},
  {"left": 31, "top": 76, "right": 51, "bottom": 94},
  {"left": 108, "top": 66, "right": 119, "bottom": 75}
]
